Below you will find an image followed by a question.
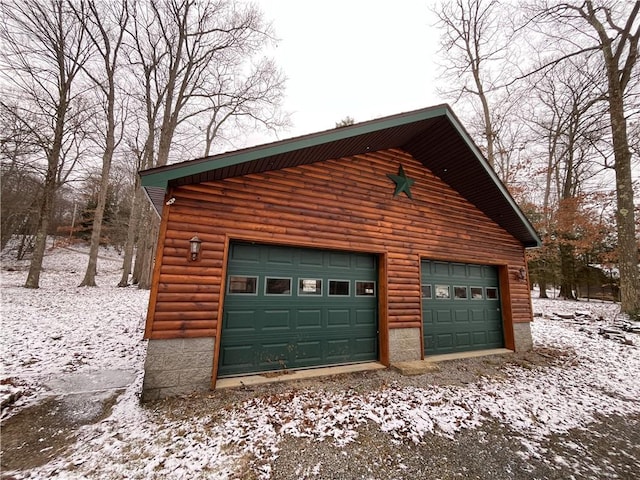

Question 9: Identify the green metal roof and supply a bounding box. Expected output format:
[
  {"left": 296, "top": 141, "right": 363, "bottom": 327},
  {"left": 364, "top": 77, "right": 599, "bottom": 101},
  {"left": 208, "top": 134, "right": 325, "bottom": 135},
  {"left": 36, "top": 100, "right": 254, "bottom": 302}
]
[{"left": 140, "top": 104, "right": 541, "bottom": 248}]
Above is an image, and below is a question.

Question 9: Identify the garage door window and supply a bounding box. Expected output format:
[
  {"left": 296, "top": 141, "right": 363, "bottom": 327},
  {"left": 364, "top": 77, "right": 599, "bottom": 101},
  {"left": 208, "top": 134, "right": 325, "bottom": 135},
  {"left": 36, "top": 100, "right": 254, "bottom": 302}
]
[
  {"left": 470, "top": 287, "right": 484, "bottom": 299},
  {"left": 329, "top": 280, "right": 350, "bottom": 296},
  {"left": 435, "top": 285, "right": 450, "bottom": 299},
  {"left": 228, "top": 276, "right": 258, "bottom": 295},
  {"left": 265, "top": 277, "right": 292, "bottom": 295},
  {"left": 299, "top": 278, "right": 322, "bottom": 296},
  {"left": 421, "top": 284, "right": 432, "bottom": 299},
  {"left": 356, "top": 281, "right": 375, "bottom": 296},
  {"left": 454, "top": 286, "right": 468, "bottom": 299},
  {"left": 486, "top": 287, "right": 498, "bottom": 299}
]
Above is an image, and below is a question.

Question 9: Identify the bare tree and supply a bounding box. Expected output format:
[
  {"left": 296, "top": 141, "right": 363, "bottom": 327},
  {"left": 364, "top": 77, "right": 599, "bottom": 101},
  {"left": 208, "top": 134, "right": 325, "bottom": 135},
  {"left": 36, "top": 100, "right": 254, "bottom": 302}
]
[
  {"left": 434, "top": 0, "right": 517, "bottom": 168},
  {"left": 525, "top": 54, "right": 609, "bottom": 298},
  {"left": 0, "top": 0, "right": 93, "bottom": 288},
  {"left": 199, "top": 56, "right": 288, "bottom": 156},
  {"left": 123, "top": 0, "right": 287, "bottom": 289},
  {"left": 535, "top": 1, "right": 640, "bottom": 315},
  {"left": 74, "top": 0, "right": 129, "bottom": 287},
  {"left": 0, "top": 101, "right": 41, "bottom": 251}
]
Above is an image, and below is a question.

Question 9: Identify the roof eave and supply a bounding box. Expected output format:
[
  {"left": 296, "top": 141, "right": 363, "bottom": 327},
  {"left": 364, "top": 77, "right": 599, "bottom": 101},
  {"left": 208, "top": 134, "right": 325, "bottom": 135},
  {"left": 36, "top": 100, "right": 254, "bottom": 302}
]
[{"left": 140, "top": 104, "right": 451, "bottom": 191}]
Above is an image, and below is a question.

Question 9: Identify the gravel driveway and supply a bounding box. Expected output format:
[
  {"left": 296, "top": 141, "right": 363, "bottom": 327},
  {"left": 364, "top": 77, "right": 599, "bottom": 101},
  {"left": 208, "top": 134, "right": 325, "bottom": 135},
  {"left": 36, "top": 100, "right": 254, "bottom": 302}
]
[
  {"left": 270, "top": 412, "right": 640, "bottom": 479},
  {"left": 2, "top": 339, "right": 638, "bottom": 479},
  {"left": 149, "top": 346, "right": 639, "bottom": 479}
]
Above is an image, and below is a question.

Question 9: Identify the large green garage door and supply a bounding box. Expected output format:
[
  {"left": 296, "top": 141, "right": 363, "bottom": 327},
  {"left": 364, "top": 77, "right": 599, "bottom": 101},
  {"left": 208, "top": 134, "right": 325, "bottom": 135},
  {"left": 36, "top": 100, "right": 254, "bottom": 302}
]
[
  {"left": 219, "top": 242, "right": 378, "bottom": 377},
  {"left": 422, "top": 260, "right": 504, "bottom": 355}
]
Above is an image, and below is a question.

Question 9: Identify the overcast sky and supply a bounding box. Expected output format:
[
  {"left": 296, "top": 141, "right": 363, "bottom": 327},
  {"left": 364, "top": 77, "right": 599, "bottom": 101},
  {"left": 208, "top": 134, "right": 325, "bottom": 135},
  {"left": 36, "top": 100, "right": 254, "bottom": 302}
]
[{"left": 253, "top": 0, "right": 445, "bottom": 142}]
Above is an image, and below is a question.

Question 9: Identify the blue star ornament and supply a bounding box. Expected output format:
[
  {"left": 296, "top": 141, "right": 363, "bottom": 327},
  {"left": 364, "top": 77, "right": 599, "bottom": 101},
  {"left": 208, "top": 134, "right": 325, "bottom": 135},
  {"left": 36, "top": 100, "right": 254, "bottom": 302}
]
[{"left": 387, "top": 164, "right": 415, "bottom": 199}]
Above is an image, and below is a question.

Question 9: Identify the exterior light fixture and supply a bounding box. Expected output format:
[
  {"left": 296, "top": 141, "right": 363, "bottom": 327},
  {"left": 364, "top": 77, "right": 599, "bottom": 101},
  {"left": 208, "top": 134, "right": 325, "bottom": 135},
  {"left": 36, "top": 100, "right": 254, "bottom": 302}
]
[
  {"left": 189, "top": 235, "right": 202, "bottom": 261},
  {"left": 518, "top": 267, "right": 527, "bottom": 281}
]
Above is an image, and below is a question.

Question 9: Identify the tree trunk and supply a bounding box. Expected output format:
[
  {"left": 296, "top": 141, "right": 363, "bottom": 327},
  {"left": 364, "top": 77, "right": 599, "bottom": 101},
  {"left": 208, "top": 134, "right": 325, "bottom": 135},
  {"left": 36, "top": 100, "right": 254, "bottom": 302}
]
[
  {"left": 117, "top": 185, "right": 144, "bottom": 287},
  {"left": 24, "top": 194, "right": 51, "bottom": 289},
  {"left": 79, "top": 131, "right": 114, "bottom": 287},
  {"left": 579, "top": 0, "right": 640, "bottom": 314},
  {"left": 608, "top": 86, "right": 640, "bottom": 315},
  {"left": 538, "top": 279, "right": 549, "bottom": 299},
  {"left": 137, "top": 223, "right": 158, "bottom": 290},
  {"left": 25, "top": 102, "right": 66, "bottom": 288},
  {"left": 132, "top": 205, "right": 155, "bottom": 285},
  {"left": 558, "top": 244, "right": 576, "bottom": 300}
]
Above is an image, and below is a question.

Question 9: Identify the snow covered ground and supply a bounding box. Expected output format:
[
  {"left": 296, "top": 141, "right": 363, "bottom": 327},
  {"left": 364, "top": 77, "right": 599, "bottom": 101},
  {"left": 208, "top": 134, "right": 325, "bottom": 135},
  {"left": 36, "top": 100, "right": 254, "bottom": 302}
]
[{"left": 1, "top": 244, "right": 639, "bottom": 479}]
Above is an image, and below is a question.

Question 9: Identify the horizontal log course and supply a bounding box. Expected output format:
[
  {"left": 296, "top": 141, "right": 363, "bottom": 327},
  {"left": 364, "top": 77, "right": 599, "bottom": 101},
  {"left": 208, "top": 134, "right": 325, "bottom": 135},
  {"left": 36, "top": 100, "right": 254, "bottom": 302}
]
[
  {"left": 154, "top": 311, "right": 217, "bottom": 321},
  {"left": 388, "top": 321, "right": 422, "bottom": 329},
  {"left": 149, "top": 329, "right": 216, "bottom": 339},
  {"left": 158, "top": 283, "right": 219, "bottom": 294},
  {"left": 154, "top": 301, "right": 218, "bottom": 312},
  {"left": 158, "top": 274, "right": 221, "bottom": 285},
  {"left": 156, "top": 292, "right": 217, "bottom": 303},
  {"left": 152, "top": 320, "right": 215, "bottom": 331}
]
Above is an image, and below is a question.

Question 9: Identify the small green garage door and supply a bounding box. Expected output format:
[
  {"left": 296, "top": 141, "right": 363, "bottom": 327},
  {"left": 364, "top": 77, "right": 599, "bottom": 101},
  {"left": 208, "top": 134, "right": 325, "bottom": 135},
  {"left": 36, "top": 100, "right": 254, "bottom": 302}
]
[
  {"left": 422, "top": 260, "right": 504, "bottom": 355},
  {"left": 219, "top": 242, "right": 378, "bottom": 377}
]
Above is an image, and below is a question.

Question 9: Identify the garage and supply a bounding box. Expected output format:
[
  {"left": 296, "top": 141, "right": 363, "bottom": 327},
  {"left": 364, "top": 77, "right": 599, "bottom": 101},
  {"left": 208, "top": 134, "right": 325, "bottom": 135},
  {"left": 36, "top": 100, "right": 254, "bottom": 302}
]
[
  {"left": 139, "top": 105, "right": 541, "bottom": 400},
  {"left": 422, "top": 260, "right": 504, "bottom": 355},
  {"left": 218, "top": 242, "right": 379, "bottom": 377}
]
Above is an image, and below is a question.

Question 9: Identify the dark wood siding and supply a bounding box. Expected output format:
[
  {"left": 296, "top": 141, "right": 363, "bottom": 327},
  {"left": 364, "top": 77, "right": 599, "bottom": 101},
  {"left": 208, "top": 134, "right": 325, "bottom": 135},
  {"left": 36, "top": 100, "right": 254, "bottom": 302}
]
[{"left": 145, "top": 148, "right": 531, "bottom": 344}]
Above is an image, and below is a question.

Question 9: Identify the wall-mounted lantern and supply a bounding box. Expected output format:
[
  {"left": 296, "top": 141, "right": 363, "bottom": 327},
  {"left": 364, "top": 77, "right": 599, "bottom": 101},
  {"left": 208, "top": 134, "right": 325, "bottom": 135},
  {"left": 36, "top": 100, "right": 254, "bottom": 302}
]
[
  {"left": 189, "top": 235, "right": 202, "bottom": 261},
  {"left": 517, "top": 267, "right": 527, "bottom": 281}
]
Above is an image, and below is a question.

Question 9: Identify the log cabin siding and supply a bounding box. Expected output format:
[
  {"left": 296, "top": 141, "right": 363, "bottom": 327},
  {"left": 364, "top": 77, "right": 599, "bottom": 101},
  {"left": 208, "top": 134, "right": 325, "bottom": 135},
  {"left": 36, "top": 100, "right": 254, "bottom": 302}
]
[{"left": 145, "top": 148, "right": 531, "bottom": 341}]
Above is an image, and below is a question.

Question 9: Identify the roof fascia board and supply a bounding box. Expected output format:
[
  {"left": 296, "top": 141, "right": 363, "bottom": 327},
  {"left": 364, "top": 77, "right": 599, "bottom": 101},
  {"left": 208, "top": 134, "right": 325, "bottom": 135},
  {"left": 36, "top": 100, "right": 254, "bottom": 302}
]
[{"left": 140, "top": 105, "right": 450, "bottom": 189}]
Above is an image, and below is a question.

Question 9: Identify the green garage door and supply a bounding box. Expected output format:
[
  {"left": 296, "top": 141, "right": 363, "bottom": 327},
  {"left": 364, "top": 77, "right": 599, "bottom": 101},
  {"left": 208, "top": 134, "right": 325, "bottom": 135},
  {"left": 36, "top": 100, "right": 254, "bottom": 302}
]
[
  {"left": 219, "top": 242, "right": 378, "bottom": 377},
  {"left": 422, "top": 260, "right": 503, "bottom": 355}
]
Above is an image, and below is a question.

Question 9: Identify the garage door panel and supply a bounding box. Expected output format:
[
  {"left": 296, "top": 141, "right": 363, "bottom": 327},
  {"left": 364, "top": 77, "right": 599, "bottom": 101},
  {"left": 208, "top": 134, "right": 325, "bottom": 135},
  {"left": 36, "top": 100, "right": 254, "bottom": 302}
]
[
  {"left": 262, "top": 310, "right": 291, "bottom": 330},
  {"left": 422, "top": 259, "right": 504, "bottom": 355},
  {"left": 452, "top": 263, "right": 466, "bottom": 276},
  {"left": 296, "top": 342, "right": 322, "bottom": 362},
  {"left": 266, "top": 247, "right": 294, "bottom": 265},
  {"left": 258, "top": 341, "right": 289, "bottom": 364},
  {"left": 230, "top": 243, "right": 261, "bottom": 263},
  {"left": 220, "top": 345, "right": 254, "bottom": 370},
  {"left": 487, "top": 330, "right": 503, "bottom": 344},
  {"left": 435, "top": 310, "right": 452, "bottom": 323},
  {"left": 355, "top": 254, "right": 376, "bottom": 270},
  {"left": 329, "top": 252, "right": 350, "bottom": 268},
  {"left": 327, "top": 309, "right": 350, "bottom": 327},
  {"left": 455, "top": 332, "right": 471, "bottom": 347},
  {"left": 224, "top": 311, "right": 256, "bottom": 331},
  {"left": 468, "top": 265, "right": 483, "bottom": 278},
  {"left": 355, "top": 308, "right": 376, "bottom": 325},
  {"left": 353, "top": 337, "right": 377, "bottom": 356},
  {"left": 433, "top": 261, "right": 449, "bottom": 275},
  {"left": 472, "top": 331, "right": 487, "bottom": 345},
  {"left": 436, "top": 333, "right": 454, "bottom": 348},
  {"left": 423, "top": 311, "right": 434, "bottom": 325},
  {"left": 220, "top": 243, "right": 378, "bottom": 377},
  {"left": 297, "top": 310, "right": 322, "bottom": 329},
  {"left": 327, "top": 339, "right": 350, "bottom": 358},
  {"left": 299, "top": 250, "right": 324, "bottom": 266}
]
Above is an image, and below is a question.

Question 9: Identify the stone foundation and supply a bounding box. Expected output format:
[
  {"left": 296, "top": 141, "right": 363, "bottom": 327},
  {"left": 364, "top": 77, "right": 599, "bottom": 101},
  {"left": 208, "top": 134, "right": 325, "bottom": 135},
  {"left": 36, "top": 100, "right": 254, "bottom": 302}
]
[
  {"left": 141, "top": 337, "right": 215, "bottom": 402},
  {"left": 388, "top": 327, "right": 422, "bottom": 363},
  {"left": 513, "top": 322, "right": 533, "bottom": 352}
]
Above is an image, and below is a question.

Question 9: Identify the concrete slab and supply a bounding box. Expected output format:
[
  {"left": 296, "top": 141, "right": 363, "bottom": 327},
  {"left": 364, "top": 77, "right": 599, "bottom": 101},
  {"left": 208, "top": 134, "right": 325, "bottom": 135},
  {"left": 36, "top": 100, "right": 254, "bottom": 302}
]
[
  {"left": 215, "top": 362, "right": 386, "bottom": 389},
  {"left": 44, "top": 369, "right": 137, "bottom": 395},
  {"left": 425, "top": 348, "right": 513, "bottom": 363},
  {"left": 391, "top": 360, "right": 440, "bottom": 376},
  {"left": 391, "top": 349, "right": 513, "bottom": 376}
]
